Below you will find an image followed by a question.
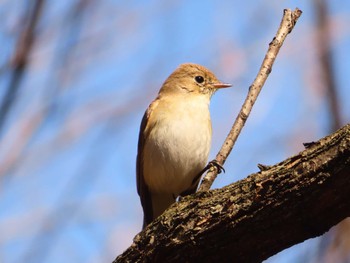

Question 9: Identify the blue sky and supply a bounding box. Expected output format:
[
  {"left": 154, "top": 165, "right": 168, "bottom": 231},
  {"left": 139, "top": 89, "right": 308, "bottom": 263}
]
[{"left": 0, "top": 1, "right": 350, "bottom": 262}]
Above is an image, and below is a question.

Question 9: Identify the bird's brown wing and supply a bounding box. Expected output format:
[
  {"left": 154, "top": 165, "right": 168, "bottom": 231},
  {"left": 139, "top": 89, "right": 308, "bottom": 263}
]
[{"left": 136, "top": 99, "right": 158, "bottom": 228}]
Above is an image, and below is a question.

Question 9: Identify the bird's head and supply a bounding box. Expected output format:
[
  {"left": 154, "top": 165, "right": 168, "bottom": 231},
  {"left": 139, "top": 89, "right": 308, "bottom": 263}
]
[{"left": 159, "top": 63, "right": 231, "bottom": 97}]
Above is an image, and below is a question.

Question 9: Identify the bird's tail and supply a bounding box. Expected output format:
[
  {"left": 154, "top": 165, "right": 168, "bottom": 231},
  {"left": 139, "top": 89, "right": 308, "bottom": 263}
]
[{"left": 143, "top": 192, "right": 175, "bottom": 229}]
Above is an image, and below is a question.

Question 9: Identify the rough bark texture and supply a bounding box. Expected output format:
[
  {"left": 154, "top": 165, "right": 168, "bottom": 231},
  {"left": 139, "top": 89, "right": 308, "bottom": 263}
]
[{"left": 115, "top": 124, "right": 350, "bottom": 263}]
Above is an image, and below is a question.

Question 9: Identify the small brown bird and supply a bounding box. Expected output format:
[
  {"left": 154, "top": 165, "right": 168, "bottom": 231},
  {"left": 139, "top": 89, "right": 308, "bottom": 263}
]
[{"left": 136, "top": 63, "right": 231, "bottom": 228}]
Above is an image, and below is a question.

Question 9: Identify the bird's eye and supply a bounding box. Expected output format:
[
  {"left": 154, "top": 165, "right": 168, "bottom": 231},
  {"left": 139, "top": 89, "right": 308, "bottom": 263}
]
[{"left": 195, "top": 76, "right": 204, "bottom": 84}]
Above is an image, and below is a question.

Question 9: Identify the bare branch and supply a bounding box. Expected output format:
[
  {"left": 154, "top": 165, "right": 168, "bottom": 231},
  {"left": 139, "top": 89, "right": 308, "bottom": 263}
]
[{"left": 198, "top": 8, "right": 303, "bottom": 191}]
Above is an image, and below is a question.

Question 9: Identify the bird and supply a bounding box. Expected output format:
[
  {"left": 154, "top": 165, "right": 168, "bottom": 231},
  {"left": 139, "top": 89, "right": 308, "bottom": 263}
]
[{"left": 136, "top": 63, "right": 231, "bottom": 228}]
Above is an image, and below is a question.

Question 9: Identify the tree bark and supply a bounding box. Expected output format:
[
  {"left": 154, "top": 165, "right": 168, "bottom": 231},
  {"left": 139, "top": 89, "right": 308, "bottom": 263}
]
[{"left": 115, "top": 124, "right": 350, "bottom": 263}]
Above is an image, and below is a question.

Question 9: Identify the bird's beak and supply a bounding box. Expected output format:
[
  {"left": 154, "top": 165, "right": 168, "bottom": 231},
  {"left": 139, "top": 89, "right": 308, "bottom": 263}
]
[{"left": 212, "top": 82, "right": 232, "bottom": 89}]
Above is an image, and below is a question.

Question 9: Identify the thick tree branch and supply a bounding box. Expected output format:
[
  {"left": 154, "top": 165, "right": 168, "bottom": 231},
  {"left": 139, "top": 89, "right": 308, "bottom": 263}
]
[
  {"left": 198, "top": 8, "right": 302, "bottom": 191},
  {"left": 115, "top": 123, "right": 350, "bottom": 262}
]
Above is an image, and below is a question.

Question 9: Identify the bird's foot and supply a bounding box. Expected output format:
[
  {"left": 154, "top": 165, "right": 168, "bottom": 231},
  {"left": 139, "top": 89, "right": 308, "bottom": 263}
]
[
  {"left": 191, "top": 160, "right": 226, "bottom": 187},
  {"left": 206, "top": 159, "right": 225, "bottom": 174}
]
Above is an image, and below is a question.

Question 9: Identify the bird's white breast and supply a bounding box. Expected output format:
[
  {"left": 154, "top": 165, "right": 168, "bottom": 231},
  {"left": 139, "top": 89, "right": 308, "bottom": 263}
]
[{"left": 143, "top": 95, "right": 212, "bottom": 195}]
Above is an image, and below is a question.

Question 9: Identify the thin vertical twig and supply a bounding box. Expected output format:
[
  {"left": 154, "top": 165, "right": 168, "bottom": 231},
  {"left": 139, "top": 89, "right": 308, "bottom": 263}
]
[{"left": 198, "top": 8, "right": 303, "bottom": 192}]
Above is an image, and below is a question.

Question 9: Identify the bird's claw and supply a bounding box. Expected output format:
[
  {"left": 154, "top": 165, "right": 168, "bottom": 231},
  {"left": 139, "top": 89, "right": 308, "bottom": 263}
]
[{"left": 207, "top": 160, "right": 225, "bottom": 174}]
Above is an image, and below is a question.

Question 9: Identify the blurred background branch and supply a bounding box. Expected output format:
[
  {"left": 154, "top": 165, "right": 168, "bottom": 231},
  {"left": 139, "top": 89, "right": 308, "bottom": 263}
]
[
  {"left": 0, "top": 0, "right": 45, "bottom": 136},
  {"left": 314, "top": 0, "right": 342, "bottom": 132}
]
